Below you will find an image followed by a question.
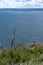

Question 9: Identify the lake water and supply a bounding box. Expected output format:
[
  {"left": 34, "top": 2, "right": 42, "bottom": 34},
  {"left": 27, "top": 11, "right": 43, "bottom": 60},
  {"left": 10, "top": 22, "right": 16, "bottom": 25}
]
[{"left": 0, "top": 11, "right": 43, "bottom": 48}]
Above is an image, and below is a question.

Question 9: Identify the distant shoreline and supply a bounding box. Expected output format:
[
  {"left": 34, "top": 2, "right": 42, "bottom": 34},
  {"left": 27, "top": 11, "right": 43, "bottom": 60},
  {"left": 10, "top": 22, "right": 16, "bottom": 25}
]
[{"left": 0, "top": 8, "right": 43, "bottom": 12}]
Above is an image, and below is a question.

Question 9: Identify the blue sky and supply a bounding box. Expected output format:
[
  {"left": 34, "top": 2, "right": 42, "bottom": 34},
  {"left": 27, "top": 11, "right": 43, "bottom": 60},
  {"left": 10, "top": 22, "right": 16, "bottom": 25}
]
[{"left": 0, "top": 0, "right": 43, "bottom": 8}]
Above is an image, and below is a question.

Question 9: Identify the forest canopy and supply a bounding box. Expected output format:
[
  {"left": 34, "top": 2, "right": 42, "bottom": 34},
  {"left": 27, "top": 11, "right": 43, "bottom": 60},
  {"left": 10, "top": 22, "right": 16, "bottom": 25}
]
[{"left": 0, "top": 43, "right": 43, "bottom": 65}]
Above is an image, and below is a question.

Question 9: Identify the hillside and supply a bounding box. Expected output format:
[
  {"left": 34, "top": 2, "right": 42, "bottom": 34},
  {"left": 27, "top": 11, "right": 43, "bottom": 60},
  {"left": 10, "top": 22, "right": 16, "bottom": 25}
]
[{"left": 0, "top": 43, "right": 43, "bottom": 65}]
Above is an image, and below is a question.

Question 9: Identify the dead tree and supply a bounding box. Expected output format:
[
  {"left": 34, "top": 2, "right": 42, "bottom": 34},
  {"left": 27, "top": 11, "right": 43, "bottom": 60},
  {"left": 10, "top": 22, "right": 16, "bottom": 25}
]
[
  {"left": 10, "top": 28, "right": 16, "bottom": 65},
  {"left": 11, "top": 27, "right": 16, "bottom": 47},
  {"left": 0, "top": 42, "right": 3, "bottom": 50}
]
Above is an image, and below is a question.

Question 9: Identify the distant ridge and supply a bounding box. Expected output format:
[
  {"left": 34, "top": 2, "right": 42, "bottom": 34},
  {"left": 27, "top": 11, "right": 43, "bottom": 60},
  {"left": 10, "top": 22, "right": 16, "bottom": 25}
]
[{"left": 0, "top": 8, "right": 43, "bottom": 12}]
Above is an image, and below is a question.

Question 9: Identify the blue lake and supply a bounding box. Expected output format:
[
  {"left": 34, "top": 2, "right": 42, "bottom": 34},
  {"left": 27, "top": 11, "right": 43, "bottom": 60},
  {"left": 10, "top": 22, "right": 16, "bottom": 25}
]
[{"left": 0, "top": 11, "right": 43, "bottom": 48}]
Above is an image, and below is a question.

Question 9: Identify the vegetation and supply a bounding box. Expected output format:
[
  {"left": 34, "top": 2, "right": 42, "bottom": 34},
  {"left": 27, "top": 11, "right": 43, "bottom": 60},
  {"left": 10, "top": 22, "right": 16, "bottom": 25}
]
[{"left": 0, "top": 43, "right": 43, "bottom": 65}]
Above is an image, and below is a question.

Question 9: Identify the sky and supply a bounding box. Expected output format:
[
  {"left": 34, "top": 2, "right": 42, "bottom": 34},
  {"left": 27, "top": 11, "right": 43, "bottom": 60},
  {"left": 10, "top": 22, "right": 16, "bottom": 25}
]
[{"left": 0, "top": 0, "right": 43, "bottom": 8}]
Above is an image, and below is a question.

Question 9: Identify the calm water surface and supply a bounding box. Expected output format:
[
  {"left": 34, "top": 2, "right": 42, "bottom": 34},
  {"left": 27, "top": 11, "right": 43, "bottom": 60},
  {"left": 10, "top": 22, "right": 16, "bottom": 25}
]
[{"left": 0, "top": 11, "right": 43, "bottom": 48}]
